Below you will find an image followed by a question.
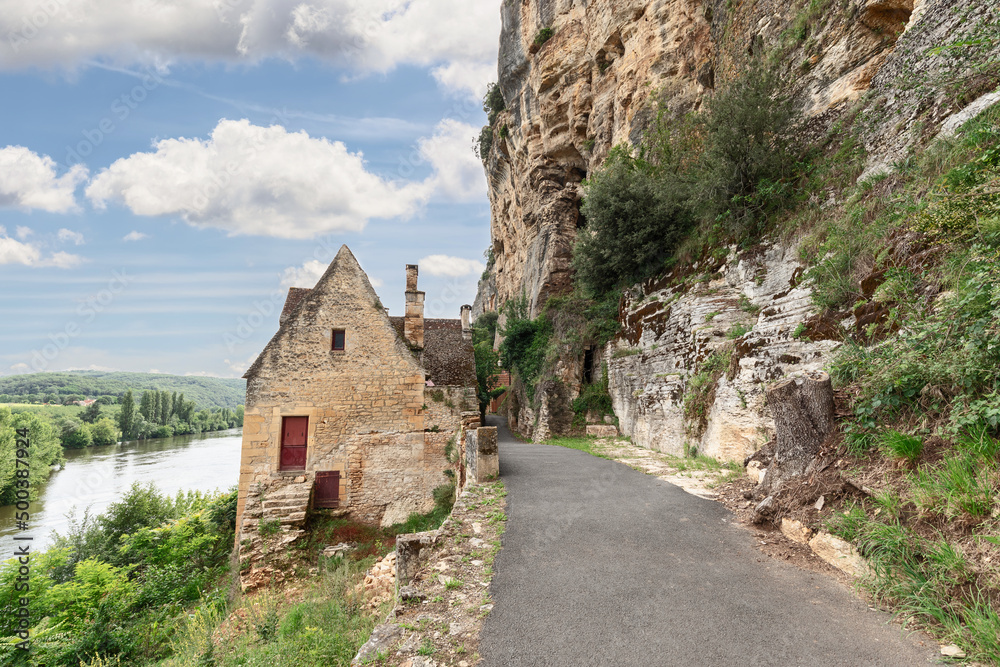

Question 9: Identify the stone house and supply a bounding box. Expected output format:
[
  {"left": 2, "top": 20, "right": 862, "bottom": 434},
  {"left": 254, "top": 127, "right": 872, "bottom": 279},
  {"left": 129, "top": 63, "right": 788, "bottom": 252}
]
[{"left": 235, "top": 246, "right": 477, "bottom": 556}]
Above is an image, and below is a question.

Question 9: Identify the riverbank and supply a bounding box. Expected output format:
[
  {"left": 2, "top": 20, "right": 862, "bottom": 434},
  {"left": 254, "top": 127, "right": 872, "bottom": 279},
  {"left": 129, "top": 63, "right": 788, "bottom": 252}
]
[{"left": 0, "top": 428, "right": 242, "bottom": 553}]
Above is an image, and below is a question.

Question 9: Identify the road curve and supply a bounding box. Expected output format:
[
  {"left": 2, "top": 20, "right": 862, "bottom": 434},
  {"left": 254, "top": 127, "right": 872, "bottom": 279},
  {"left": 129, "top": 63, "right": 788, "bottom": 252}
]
[{"left": 478, "top": 418, "right": 937, "bottom": 666}]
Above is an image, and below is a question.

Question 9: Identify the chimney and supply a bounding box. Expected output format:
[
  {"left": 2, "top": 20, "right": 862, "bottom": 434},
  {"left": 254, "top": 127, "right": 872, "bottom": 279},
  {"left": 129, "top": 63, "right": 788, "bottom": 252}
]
[
  {"left": 404, "top": 264, "right": 424, "bottom": 349},
  {"left": 461, "top": 305, "right": 472, "bottom": 337}
]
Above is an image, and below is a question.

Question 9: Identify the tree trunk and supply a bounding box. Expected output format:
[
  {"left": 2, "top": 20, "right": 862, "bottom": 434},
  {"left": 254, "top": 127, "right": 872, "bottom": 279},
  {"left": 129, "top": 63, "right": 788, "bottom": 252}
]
[{"left": 758, "top": 370, "right": 835, "bottom": 497}]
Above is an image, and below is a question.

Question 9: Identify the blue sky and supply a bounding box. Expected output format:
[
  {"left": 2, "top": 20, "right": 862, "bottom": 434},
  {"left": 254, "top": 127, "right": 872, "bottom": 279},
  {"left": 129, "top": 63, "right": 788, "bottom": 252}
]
[{"left": 0, "top": 0, "right": 497, "bottom": 378}]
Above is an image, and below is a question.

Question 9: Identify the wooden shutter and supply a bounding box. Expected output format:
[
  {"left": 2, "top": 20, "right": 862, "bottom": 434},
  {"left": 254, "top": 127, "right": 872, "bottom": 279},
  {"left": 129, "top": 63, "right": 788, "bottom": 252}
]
[{"left": 314, "top": 471, "right": 341, "bottom": 508}]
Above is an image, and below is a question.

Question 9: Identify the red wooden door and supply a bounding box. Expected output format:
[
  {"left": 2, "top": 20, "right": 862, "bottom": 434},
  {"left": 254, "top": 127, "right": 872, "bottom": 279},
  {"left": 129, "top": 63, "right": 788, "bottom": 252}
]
[
  {"left": 280, "top": 416, "right": 308, "bottom": 470},
  {"left": 314, "top": 471, "right": 341, "bottom": 508}
]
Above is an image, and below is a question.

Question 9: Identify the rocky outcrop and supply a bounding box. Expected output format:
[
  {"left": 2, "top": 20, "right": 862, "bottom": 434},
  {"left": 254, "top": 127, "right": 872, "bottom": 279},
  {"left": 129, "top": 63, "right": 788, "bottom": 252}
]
[
  {"left": 479, "top": 0, "right": 1000, "bottom": 444},
  {"left": 485, "top": 0, "right": 712, "bottom": 316},
  {"left": 607, "top": 242, "right": 842, "bottom": 461}
]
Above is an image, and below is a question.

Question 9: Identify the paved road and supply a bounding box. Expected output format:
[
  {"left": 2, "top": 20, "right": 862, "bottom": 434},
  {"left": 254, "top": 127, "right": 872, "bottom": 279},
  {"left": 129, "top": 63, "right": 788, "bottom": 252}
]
[{"left": 479, "top": 418, "right": 937, "bottom": 666}]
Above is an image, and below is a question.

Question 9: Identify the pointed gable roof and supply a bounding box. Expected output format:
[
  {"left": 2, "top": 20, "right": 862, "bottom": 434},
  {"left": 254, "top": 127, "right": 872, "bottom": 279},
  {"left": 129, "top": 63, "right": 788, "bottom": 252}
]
[{"left": 243, "top": 245, "right": 397, "bottom": 379}]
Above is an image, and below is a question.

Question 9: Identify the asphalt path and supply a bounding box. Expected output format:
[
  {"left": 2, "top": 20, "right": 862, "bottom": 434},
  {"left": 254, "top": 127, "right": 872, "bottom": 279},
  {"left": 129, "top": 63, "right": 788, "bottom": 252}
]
[{"left": 479, "top": 418, "right": 937, "bottom": 666}]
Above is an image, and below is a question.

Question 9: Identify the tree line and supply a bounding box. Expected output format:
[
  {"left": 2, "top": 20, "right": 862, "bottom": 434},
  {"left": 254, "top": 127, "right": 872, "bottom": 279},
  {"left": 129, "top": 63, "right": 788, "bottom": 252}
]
[
  {"left": 0, "top": 371, "right": 246, "bottom": 409},
  {"left": 117, "top": 389, "right": 243, "bottom": 442}
]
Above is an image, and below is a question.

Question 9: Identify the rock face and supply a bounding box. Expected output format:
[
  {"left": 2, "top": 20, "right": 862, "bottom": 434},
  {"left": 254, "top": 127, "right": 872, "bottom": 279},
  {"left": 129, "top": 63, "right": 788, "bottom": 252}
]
[
  {"left": 483, "top": 0, "right": 712, "bottom": 317},
  {"left": 478, "top": 0, "right": 1000, "bottom": 444},
  {"left": 607, "top": 242, "right": 840, "bottom": 461}
]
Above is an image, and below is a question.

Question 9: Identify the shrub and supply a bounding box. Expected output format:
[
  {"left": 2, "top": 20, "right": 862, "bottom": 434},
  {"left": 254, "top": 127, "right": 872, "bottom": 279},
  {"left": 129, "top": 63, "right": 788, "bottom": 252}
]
[
  {"left": 62, "top": 421, "right": 93, "bottom": 448},
  {"left": 90, "top": 418, "right": 119, "bottom": 446},
  {"left": 575, "top": 146, "right": 694, "bottom": 295},
  {"left": 483, "top": 82, "right": 506, "bottom": 126},
  {"left": 683, "top": 349, "right": 732, "bottom": 434},
  {"left": 831, "top": 245, "right": 1000, "bottom": 432},
  {"left": 533, "top": 27, "right": 554, "bottom": 47},
  {"left": 572, "top": 363, "right": 614, "bottom": 426},
  {"left": 498, "top": 296, "right": 552, "bottom": 401},
  {"left": 476, "top": 125, "right": 493, "bottom": 160},
  {"left": 697, "top": 57, "right": 802, "bottom": 239}
]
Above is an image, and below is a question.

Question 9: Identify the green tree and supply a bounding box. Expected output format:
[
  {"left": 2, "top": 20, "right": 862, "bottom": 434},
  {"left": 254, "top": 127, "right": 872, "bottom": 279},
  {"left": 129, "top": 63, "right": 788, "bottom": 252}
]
[
  {"left": 575, "top": 145, "right": 694, "bottom": 295},
  {"left": 697, "top": 58, "right": 800, "bottom": 238},
  {"left": 160, "top": 390, "right": 171, "bottom": 424},
  {"left": 138, "top": 391, "right": 152, "bottom": 421},
  {"left": 118, "top": 389, "right": 135, "bottom": 441},
  {"left": 62, "top": 423, "right": 93, "bottom": 449},
  {"left": 498, "top": 296, "right": 552, "bottom": 401},
  {"left": 152, "top": 391, "right": 162, "bottom": 425},
  {"left": 80, "top": 401, "right": 102, "bottom": 423},
  {"left": 474, "top": 342, "right": 504, "bottom": 423},
  {"left": 90, "top": 418, "right": 119, "bottom": 446},
  {"left": 0, "top": 409, "right": 65, "bottom": 503}
]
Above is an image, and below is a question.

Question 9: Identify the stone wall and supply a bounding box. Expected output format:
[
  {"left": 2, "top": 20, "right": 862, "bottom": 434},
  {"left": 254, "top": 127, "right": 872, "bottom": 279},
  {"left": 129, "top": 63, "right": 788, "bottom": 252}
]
[{"left": 465, "top": 427, "right": 500, "bottom": 484}]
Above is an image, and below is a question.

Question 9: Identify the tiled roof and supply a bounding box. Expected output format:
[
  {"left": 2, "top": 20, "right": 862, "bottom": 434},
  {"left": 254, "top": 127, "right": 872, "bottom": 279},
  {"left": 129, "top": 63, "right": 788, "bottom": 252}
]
[{"left": 390, "top": 317, "right": 476, "bottom": 387}]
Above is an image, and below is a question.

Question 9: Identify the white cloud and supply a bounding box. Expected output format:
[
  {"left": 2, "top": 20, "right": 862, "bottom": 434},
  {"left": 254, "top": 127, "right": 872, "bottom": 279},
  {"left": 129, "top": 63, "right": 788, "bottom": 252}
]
[
  {"left": 0, "top": 233, "right": 83, "bottom": 268},
  {"left": 431, "top": 62, "right": 495, "bottom": 100},
  {"left": 0, "top": 1, "right": 500, "bottom": 97},
  {"left": 0, "top": 235, "right": 41, "bottom": 266},
  {"left": 224, "top": 356, "right": 256, "bottom": 375},
  {"left": 87, "top": 118, "right": 486, "bottom": 238},
  {"left": 43, "top": 251, "right": 85, "bottom": 268},
  {"left": 15, "top": 226, "right": 32, "bottom": 239},
  {"left": 0, "top": 146, "right": 88, "bottom": 212},
  {"left": 8, "top": 362, "right": 31, "bottom": 374},
  {"left": 66, "top": 364, "right": 117, "bottom": 372},
  {"left": 57, "top": 228, "right": 85, "bottom": 245},
  {"left": 280, "top": 259, "right": 328, "bottom": 289},
  {"left": 418, "top": 119, "right": 488, "bottom": 201},
  {"left": 87, "top": 119, "right": 429, "bottom": 239},
  {"left": 418, "top": 254, "right": 484, "bottom": 277},
  {"left": 123, "top": 230, "right": 148, "bottom": 242}
]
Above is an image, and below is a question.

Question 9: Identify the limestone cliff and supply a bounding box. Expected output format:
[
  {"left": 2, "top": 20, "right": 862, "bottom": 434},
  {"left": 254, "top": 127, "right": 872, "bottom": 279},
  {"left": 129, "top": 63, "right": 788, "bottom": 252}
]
[{"left": 478, "top": 0, "right": 1000, "bottom": 450}]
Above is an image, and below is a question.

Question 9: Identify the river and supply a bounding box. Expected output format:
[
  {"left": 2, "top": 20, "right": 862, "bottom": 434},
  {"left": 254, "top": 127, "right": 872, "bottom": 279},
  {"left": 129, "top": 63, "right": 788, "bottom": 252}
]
[{"left": 0, "top": 428, "right": 243, "bottom": 555}]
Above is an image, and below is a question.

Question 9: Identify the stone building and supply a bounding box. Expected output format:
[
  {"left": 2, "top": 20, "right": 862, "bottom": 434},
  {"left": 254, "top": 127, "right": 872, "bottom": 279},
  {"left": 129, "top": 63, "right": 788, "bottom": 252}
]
[{"left": 235, "top": 246, "right": 477, "bottom": 558}]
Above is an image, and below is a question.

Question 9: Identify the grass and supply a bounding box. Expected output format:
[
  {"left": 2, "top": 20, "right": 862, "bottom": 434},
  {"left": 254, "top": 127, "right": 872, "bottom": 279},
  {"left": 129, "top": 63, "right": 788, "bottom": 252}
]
[
  {"left": 877, "top": 430, "right": 923, "bottom": 464},
  {"left": 543, "top": 436, "right": 611, "bottom": 460},
  {"left": 726, "top": 323, "right": 751, "bottom": 339},
  {"left": 544, "top": 435, "right": 742, "bottom": 480},
  {"left": 827, "top": 505, "right": 1000, "bottom": 663},
  {"left": 162, "top": 559, "right": 382, "bottom": 666}
]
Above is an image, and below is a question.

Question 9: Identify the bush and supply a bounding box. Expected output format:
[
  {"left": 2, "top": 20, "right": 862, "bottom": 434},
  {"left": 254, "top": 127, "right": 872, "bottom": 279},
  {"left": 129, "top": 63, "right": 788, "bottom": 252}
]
[
  {"left": 63, "top": 422, "right": 93, "bottom": 449},
  {"left": 498, "top": 297, "right": 552, "bottom": 401},
  {"left": 476, "top": 125, "right": 493, "bottom": 160},
  {"left": 90, "top": 418, "right": 119, "bottom": 446},
  {"left": 697, "top": 57, "right": 802, "bottom": 238},
  {"left": 575, "top": 146, "right": 694, "bottom": 295},
  {"left": 831, "top": 245, "right": 1000, "bottom": 434},
  {"left": 483, "top": 82, "right": 506, "bottom": 126},
  {"left": 572, "top": 364, "right": 614, "bottom": 426},
  {"left": 533, "top": 27, "right": 554, "bottom": 47}
]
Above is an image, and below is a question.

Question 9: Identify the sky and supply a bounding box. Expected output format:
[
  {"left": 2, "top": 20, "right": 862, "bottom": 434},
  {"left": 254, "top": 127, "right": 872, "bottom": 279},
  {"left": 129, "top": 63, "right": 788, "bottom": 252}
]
[{"left": 0, "top": 0, "right": 498, "bottom": 379}]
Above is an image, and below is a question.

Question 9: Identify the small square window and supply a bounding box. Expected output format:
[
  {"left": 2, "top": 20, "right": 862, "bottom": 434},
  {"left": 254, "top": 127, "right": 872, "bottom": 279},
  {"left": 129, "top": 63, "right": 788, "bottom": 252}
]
[{"left": 332, "top": 329, "right": 346, "bottom": 351}]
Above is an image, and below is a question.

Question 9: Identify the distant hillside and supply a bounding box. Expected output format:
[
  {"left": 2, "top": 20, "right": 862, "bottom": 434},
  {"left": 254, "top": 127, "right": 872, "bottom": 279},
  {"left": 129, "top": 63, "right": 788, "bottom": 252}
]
[{"left": 0, "top": 371, "right": 246, "bottom": 409}]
